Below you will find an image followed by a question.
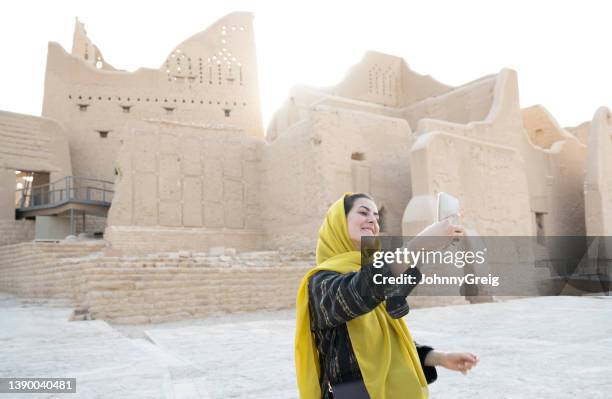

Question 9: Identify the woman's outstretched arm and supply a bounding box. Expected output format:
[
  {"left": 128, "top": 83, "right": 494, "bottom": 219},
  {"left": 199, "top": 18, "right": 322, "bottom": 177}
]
[{"left": 308, "top": 265, "right": 386, "bottom": 330}]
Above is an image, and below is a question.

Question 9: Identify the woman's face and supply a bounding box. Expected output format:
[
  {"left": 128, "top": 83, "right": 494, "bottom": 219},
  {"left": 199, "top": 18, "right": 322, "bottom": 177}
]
[{"left": 346, "top": 197, "right": 380, "bottom": 250}]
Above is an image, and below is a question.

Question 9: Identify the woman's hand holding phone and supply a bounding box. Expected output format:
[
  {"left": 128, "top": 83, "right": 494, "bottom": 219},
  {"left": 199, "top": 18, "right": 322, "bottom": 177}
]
[{"left": 406, "top": 217, "right": 466, "bottom": 254}]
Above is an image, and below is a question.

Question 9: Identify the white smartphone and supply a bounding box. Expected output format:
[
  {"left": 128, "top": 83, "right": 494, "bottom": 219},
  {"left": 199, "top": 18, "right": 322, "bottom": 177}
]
[{"left": 436, "top": 192, "right": 460, "bottom": 222}]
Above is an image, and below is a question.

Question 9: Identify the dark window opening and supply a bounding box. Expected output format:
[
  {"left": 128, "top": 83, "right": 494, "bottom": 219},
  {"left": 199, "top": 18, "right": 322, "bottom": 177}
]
[
  {"left": 121, "top": 105, "right": 132, "bottom": 113},
  {"left": 224, "top": 109, "right": 231, "bottom": 117},
  {"left": 97, "top": 130, "right": 110, "bottom": 138},
  {"left": 378, "top": 206, "right": 386, "bottom": 232},
  {"left": 78, "top": 104, "right": 89, "bottom": 111},
  {"left": 164, "top": 107, "right": 175, "bottom": 114},
  {"left": 351, "top": 152, "right": 366, "bottom": 161},
  {"left": 535, "top": 212, "right": 546, "bottom": 244}
]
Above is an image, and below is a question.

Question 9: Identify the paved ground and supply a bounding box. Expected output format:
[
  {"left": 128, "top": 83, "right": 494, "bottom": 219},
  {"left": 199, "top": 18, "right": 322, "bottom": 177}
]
[{"left": 1, "top": 293, "right": 611, "bottom": 398}]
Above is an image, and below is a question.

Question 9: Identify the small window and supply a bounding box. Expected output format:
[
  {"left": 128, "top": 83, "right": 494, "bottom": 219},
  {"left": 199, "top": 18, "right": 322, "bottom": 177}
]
[
  {"left": 224, "top": 109, "right": 231, "bottom": 117},
  {"left": 535, "top": 212, "right": 545, "bottom": 244},
  {"left": 97, "top": 130, "right": 110, "bottom": 138},
  {"left": 121, "top": 105, "right": 132, "bottom": 113},
  {"left": 163, "top": 106, "right": 175, "bottom": 115},
  {"left": 378, "top": 206, "right": 386, "bottom": 232},
  {"left": 78, "top": 104, "right": 89, "bottom": 111},
  {"left": 351, "top": 152, "right": 366, "bottom": 161}
]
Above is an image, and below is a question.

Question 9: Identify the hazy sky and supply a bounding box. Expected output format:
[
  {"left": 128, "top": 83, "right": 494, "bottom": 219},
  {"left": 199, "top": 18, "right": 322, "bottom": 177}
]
[{"left": 1, "top": 0, "right": 610, "bottom": 130}]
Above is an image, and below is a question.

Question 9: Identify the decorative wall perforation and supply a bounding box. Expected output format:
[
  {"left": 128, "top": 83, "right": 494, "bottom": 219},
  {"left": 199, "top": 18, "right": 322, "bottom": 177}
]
[
  {"left": 66, "top": 94, "right": 248, "bottom": 112},
  {"left": 166, "top": 40, "right": 245, "bottom": 87},
  {"left": 368, "top": 64, "right": 397, "bottom": 98}
]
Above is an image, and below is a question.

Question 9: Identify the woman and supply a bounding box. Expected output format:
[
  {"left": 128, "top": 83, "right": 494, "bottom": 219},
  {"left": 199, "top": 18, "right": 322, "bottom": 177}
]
[{"left": 295, "top": 192, "right": 479, "bottom": 399}]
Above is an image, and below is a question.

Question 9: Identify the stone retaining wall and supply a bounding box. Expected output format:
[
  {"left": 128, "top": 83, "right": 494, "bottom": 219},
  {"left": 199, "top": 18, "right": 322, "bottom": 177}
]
[
  {"left": 0, "top": 241, "right": 313, "bottom": 323},
  {"left": 0, "top": 220, "right": 35, "bottom": 246}
]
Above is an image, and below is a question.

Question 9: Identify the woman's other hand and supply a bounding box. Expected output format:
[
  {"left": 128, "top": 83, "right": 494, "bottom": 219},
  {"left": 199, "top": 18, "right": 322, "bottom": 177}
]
[{"left": 441, "top": 352, "right": 480, "bottom": 375}]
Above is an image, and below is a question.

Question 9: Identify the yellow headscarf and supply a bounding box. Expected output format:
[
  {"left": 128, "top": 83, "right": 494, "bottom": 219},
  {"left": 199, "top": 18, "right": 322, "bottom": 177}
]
[{"left": 295, "top": 192, "right": 429, "bottom": 399}]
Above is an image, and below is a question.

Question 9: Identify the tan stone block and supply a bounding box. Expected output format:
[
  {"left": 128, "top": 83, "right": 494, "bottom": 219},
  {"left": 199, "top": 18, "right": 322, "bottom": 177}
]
[
  {"left": 181, "top": 138, "right": 201, "bottom": 176},
  {"left": 224, "top": 201, "right": 244, "bottom": 228},
  {"left": 203, "top": 160, "right": 223, "bottom": 202},
  {"left": 222, "top": 143, "right": 243, "bottom": 177},
  {"left": 204, "top": 202, "right": 224, "bottom": 228},
  {"left": 202, "top": 140, "right": 222, "bottom": 160},
  {"left": 241, "top": 140, "right": 260, "bottom": 161},
  {"left": 133, "top": 133, "right": 158, "bottom": 173},
  {"left": 133, "top": 173, "right": 158, "bottom": 225},
  {"left": 160, "top": 134, "right": 179, "bottom": 155},
  {"left": 244, "top": 182, "right": 260, "bottom": 206},
  {"left": 223, "top": 179, "right": 243, "bottom": 202},
  {"left": 159, "top": 154, "right": 181, "bottom": 201},
  {"left": 159, "top": 201, "right": 182, "bottom": 226},
  {"left": 183, "top": 177, "right": 203, "bottom": 227}
]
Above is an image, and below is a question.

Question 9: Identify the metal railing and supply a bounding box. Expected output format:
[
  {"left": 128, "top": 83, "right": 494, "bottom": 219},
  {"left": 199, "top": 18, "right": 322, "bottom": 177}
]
[{"left": 16, "top": 176, "right": 114, "bottom": 209}]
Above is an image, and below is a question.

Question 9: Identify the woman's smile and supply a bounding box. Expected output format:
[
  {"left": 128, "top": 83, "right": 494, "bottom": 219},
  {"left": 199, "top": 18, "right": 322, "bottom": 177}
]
[{"left": 360, "top": 226, "right": 375, "bottom": 235}]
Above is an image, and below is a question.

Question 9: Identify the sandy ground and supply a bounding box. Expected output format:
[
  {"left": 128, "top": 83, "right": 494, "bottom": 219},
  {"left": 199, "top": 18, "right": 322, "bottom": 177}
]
[{"left": 1, "top": 293, "right": 611, "bottom": 398}]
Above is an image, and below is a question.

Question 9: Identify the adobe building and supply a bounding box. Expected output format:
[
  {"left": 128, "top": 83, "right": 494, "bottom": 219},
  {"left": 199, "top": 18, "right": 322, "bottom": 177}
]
[
  {"left": 0, "top": 12, "right": 610, "bottom": 322},
  {"left": 267, "top": 53, "right": 593, "bottom": 241},
  {"left": 43, "top": 14, "right": 264, "bottom": 183}
]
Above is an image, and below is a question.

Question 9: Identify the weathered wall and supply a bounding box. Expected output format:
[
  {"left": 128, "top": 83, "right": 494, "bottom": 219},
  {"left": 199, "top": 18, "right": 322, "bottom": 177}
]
[
  {"left": 41, "top": 12, "right": 263, "bottom": 182},
  {"left": 522, "top": 105, "right": 571, "bottom": 149},
  {"left": 414, "top": 69, "right": 525, "bottom": 150},
  {"left": 585, "top": 107, "right": 612, "bottom": 236},
  {"left": 0, "top": 242, "right": 312, "bottom": 323},
  {"left": 403, "top": 69, "right": 587, "bottom": 239},
  {"left": 76, "top": 215, "right": 107, "bottom": 235},
  {"left": 520, "top": 106, "right": 587, "bottom": 236},
  {"left": 401, "top": 75, "right": 496, "bottom": 131},
  {"left": 260, "top": 118, "right": 325, "bottom": 250},
  {"left": 263, "top": 106, "right": 413, "bottom": 250},
  {"left": 0, "top": 241, "right": 106, "bottom": 301},
  {"left": 0, "top": 220, "right": 35, "bottom": 246},
  {"left": 0, "top": 169, "right": 14, "bottom": 220},
  {"left": 0, "top": 111, "right": 72, "bottom": 179},
  {"left": 106, "top": 120, "right": 264, "bottom": 254},
  {"left": 404, "top": 132, "right": 533, "bottom": 235},
  {"left": 566, "top": 121, "right": 591, "bottom": 146}
]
